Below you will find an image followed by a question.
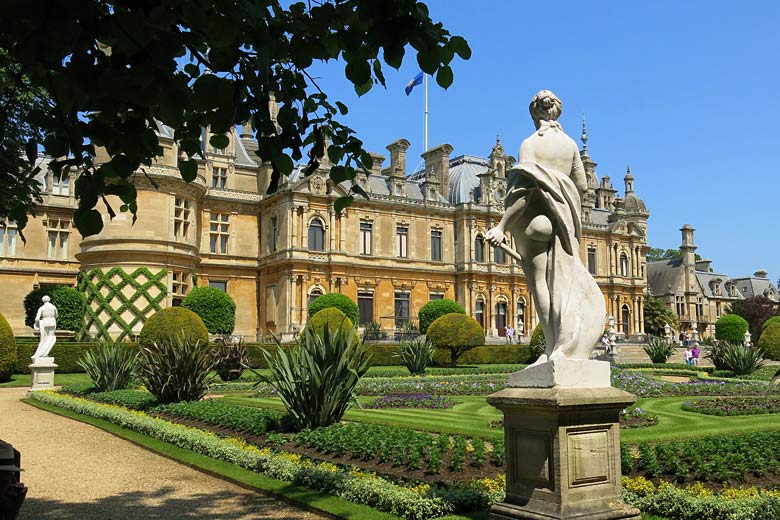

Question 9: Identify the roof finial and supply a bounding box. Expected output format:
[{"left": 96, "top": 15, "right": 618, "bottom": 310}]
[
  {"left": 496, "top": 133, "right": 500, "bottom": 145},
  {"left": 581, "top": 116, "right": 588, "bottom": 149}
]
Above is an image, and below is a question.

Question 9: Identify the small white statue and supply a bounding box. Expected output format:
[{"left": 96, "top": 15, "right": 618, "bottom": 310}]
[{"left": 32, "top": 295, "right": 58, "bottom": 360}]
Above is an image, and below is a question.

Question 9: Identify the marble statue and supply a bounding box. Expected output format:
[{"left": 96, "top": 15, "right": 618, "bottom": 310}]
[
  {"left": 32, "top": 296, "right": 58, "bottom": 360},
  {"left": 486, "top": 90, "right": 606, "bottom": 364}
]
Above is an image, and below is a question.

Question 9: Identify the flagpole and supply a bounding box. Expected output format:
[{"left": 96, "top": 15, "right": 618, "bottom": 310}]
[{"left": 424, "top": 73, "right": 429, "bottom": 152}]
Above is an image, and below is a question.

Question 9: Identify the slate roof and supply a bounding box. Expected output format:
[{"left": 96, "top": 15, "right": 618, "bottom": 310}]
[
  {"left": 647, "top": 258, "right": 683, "bottom": 296},
  {"left": 730, "top": 277, "right": 779, "bottom": 302},
  {"left": 446, "top": 155, "right": 488, "bottom": 204},
  {"left": 589, "top": 208, "right": 611, "bottom": 226},
  {"left": 234, "top": 137, "right": 258, "bottom": 168},
  {"left": 695, "top": 271, "right": 740, "bottom": 300}
]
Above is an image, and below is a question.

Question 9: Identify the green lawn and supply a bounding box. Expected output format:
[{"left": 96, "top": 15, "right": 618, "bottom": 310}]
[{"left": 0, "top": 372, "right": 90, "bottom": 388}]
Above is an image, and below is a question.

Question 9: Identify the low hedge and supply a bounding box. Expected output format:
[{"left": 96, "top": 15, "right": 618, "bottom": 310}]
[
  {"left": 617, "top": 363, "right": 716, "bottom": 374},
  {"left": 432, "top": 344, "right": 531, "bottom": 366},
  {"left": 14, "top": 342, "right": 121, "bottom": 373}
]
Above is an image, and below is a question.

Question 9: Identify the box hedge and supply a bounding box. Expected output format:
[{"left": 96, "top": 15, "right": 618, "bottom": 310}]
[
  {"left": 14, "top": 342, "right": 123, "bottom": 373},
  {"left": 417, "top": 299, "right": 465, "bottom": 334},
  {"left": 181, "top": 286, "right": 236, "bottom": 334},
  {"left": 715, "top": 314, "right": 749, "bottom": 343},
  {"left": 139, "top": 307, "right": 209, "bottom": 349},
  {"left": 0, "top": 313, "right": 16, "bottom": 382}
]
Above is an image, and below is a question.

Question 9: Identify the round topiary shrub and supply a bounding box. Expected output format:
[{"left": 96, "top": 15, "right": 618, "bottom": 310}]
[
  {"left": 0, "top": 312, "right": 17, "bottom": 382},
  {"left": 426, "top": 313, "right": 485, "bottom": 367},
  {"left": 758, "top": 323, "right": 780, "bottom": 361},
  {"left": 763, "top": 316, "right": 780, "bottom": 332},
  {"left": 23, "top": 285, "right": 86, "bottom": 332},
  {"left": 418, "top": 299, "right": 465, "bottom": 334},
  {"left": 306, "top": 308, "right": 359, "bottom": 346},
  {"left": 308, "top": 293, "right": 359, "bottom": 325},
  {"left": 715, "top": 314, "right": 749, "bottom": 344},
  {"left": 181, "top": 287, "right": 236, "bottom": 334},
  {"left": 139, "top": 307, "right": 209, "bottom": 349},
  {"left": 529, "top": 323, "right": 545, "bottom": 363}
]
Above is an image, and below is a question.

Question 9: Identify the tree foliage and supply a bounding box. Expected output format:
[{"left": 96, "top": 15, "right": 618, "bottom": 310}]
[
  {"left": 645, "top": 247, "right": 702, "bottom": 263},
  {"left": 308, "top": 293, "right": 359, "bottom": 326},
  {"left": 417, "top": 298, "right": 465, "bottom": 334},
  {"left": 643, "top": 296, "right": 679, "bottom": 336},
  {"left": 181, "top": 286, "right": 236, "bottom": 334},
  {"left": 759, "top": 323, "right": 780, "bottom": 361},
  {"left": 0, "top": 0, "right": 469, "bottom": 236},
  {"left": 0, "top": 312, "right": 16, "bottom": 382},
  {"left": 426, "top": 313, "right": 484, "bottom": 367},
  {"left": 715, "top": 314, "right": 749, "bottom": 344},
  {"left": 728, "top": 296, "right": 780, "bottom": 342},
  {"left": 23, "top": 285, "right": 86, "bottom": 332}
]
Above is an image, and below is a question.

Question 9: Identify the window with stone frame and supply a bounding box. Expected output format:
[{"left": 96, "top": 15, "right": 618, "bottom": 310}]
[
  {"left": 475, "top": 297, "right": 485, "bottom": 329},
  {"left": 269, "top": 217, "right": 278, "bottom": 253},
  {"left": 308, "top": 287, "right": 323, "bottom": 306},
  {"left": 587, "top": 246, "right": 597, "bottom": 274},
  {"left": 620, "top": 253, "right": 629, "bottom": 277},
  {"left": 209, "top": 212, "right": 230, "bottom": 255},
  {"left": 359, "top": 222, "right": 372, "bottom": 255},
  {"left": 493, "top": 245, "right": 505, "bottom": 264},
  {"left": 396, "top": 225, "right": 408, "bottom": 258},
  {"left": 474, "top": 235, "right": 485, "bottom": 262},
  {"left": 430, "top": 229, "right": 442, "bottom": 261},
  {"left": 308, "top": 218, "right": 325, "bottom": 251},
  {"left": 46, "top": 218, "right": 70, "bottom": 259},
  {"left": 51, "top": 171, "right": 70, "bottom": 196},
  {"left": 358, "top": 291, "right": 374, "bottom": 325},
  {"left": 171, "top": 271, "right": 190, "bottom": 306},
  {"left": 675, "top": 296, "right": 685, "bottom": 317},
  {"left": 212, "top": 166, "right": 228, "bottom": 189},
  {"left": 0, "top": 219, "right": 18, "bottom": 257},
  {"left": 209, "top": 280, "right": 228, "bottom": 291},
  {"left": 429, "top": 292, "right": 444, "bottom": 301},
  {"left": 173, "top": 197, "right": 191, "bottom": 240},
  {"left": 394, "top": 291, "right": 410, "bottom": 324}
]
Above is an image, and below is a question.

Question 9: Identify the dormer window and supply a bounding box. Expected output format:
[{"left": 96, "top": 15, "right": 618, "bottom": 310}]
[
  {"left": 395, "top": 183, "right": 402, "bottom": 196},
  {"left": 729, "top": 284, "right": 736, "bottom": 297}
]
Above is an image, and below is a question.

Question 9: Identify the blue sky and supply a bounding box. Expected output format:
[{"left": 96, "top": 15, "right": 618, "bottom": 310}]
[{"left": 307, "top": 0, "right": 780, "bottom": 283}]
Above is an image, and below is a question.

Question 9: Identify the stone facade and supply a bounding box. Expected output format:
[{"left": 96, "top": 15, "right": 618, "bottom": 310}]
[
  {"left": 0, "top": 121, "right": 649, "bottom": 340},
  {"left": 647, "top": 225, "right": 779, "bottom": 338}
]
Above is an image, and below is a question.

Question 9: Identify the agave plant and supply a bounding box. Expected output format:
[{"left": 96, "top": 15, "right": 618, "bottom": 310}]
[
  {"left": 717, "top": 342, "right": 765, "bottom": 375},
  {"left": 261, "top": 320, "right": 371, "bottom": 431},
  {"left": 137, "top": 334, "right": 215, "bottom": 404},
  {"left": 396, "top": 338, "right": 435, "bottom": 375},
  {"left": 642, "top": 337, "right": 676, "bottom": 364},
  {"left": 77, "top": 342, "right": 139, "bottom": 392}
]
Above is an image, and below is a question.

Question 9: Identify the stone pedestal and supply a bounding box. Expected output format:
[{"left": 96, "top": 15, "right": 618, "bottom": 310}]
[
  {"left": 487, "top": 379, "right": 640, "bottom": 520},
  {"left": 29, "top": 357, "right": 58, "bottom": 394}
]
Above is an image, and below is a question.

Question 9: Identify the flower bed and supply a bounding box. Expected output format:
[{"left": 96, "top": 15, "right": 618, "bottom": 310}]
[
  {"left": 152, "top": 400, "right": 288, "bottom": 434},
  {"left": 620, "top": 406, "right": 659, "bottom": 428},
  {"left": 611, "top": 369, "right": 777, "bottom": 398},
  {"left": 682, "top": 397, "right": 780, "bottom": 416},
  {"left": 367, "top": 393, "right": 458, "bottom": 409}
]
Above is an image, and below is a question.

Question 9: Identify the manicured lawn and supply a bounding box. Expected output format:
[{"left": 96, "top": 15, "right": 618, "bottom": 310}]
[{"left": 0, "top": 372, "right": 90, "bottom": 388}]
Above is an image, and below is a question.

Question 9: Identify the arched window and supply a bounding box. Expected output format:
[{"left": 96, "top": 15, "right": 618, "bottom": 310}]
[
  {"left": 474, "top": 235, "right": 485, "bottom": 262},
  {"left": 620, "top": 253, "right": 628, "bottom": 277},
  {"left": 495, "top": 300, "right": 507, "bottom": 337},
  {"left": 475, "top": 297, "right": 485, "bottom": 329},
  {"left": 517, "top": 300, "right": 526, "bottom": 335},
  {"left": 621, "top": 304, "right": 631, "bottom": 334},
  {"left": 494, "top": 246, "right": 506, "bottom": 265},
  {"left": 308, "top": 288, "right": 323, "bottom": 306},
  {"left": 308, "top": 218, "right": 325, "bottom": 251}
]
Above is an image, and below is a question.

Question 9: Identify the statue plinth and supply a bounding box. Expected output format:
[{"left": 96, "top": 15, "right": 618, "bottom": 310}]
[
  {"left": 28, "top": 357, "right": 58, "bottom": 394},
  {"left": 487, "top": 379, "right": 640, "bottom": 520},
  {"left": 508, "top": 359, "right": 611, "bottom": 389}
]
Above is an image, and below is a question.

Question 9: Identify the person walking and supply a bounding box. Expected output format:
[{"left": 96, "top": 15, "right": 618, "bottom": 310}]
[
  {"left": 505, "top": 326, "right": 514, "bottom": 344},
  {"left": 684, "top": 345, "right": 693, "bottom": 366},
  {"left": 691, "top": 343, "right": 700, "bottom": 366}
]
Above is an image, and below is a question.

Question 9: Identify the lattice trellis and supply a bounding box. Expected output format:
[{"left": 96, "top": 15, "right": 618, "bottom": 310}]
[{"left": 79, "top": 267, "right": 167, "bottom": 341}]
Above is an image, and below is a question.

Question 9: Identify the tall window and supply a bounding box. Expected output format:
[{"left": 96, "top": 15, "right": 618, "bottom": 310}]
[
  {"left": 46, "top": 218, "right": 70, "bottom": 259},
  {"left": 209, "top": 280, "right": 227, "bottom": 291},
  {"left": 0, "top": 220, "right": 17, "bottom": 257},
  {"left": 359, "top": 222, "right": 372, "bottom": 255},
  {"left": 358, "top": 291, "right": 374, "bottom": 325},
  {"left": 52, "top": 172, "right": 70, "bottom": 195},
  {"left": 517, "top": 301, "right": 526, "bottom": 334},
  {"left": 675, "top": 296, "right": 685, "bottom": 317},
  {"left": 212, "top": 166, "right": 228, "bottom": 188},
  {"left": 171, "top": 271, "right": 190, "bottom": 306},
  {"left": 475, "top": 298, "right": 485, "bottom": 329},
  {"left": 269, "top": 217, "right": 278, "bottom": 253},
  {"left": 308, "top": 218, "right": 325, "bottom": 251},
  {"left": 394, "top": 292, "right": 410, "bottom": 324},
  {"left": 494, "top": 246, "right": 506, "bottom": 264},
  {"left": 308, "top": 288, "right": 323, "bottom": 306},
  {"left": 621, "top": 304, "right": 630, "bottom": 334},
  {"left": 173, "top": 198, "right": 191, "bottom": 240},
  {"left": 396, "top": 225, "right": 408, "bottom": 258},
  {"left": 430, "top": 229, "right": 442, "bottom": 261},
  {"left": 587, "top": 247, "right": 597, "bottom": 274},
  {"left": 620, "top": 253, "right": 629, "bottom": 277},
  {"left": 474, "top": 235, "right": 485, "bottom": 262},
  {"left": 496, "top": 302, "right": 507, "bottom": 335},
  {"left": 209, "top": 213, "right": 230, "bottom": 254}
]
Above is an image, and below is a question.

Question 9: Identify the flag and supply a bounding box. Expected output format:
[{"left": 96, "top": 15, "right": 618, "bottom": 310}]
[{"left": 405, "top": 72, "right": 423, "bottom": 96}]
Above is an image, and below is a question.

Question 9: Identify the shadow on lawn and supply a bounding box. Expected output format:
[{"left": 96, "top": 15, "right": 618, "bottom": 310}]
[{"left": 19, "top": 485, "right": 325, "bottom": 520}]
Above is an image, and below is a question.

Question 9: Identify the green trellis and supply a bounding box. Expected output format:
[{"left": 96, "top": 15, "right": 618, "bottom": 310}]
[{"left": 79, "top": 267, "right": 167, "bottom": 341}]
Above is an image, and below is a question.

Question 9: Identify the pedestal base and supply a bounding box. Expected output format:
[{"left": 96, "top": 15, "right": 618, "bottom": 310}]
[
  {"left": 487, "top": 386, "right": 641, "bottom": 520},
  {"left": 29, "top": 358, "right": 58, "bottom": 394}
]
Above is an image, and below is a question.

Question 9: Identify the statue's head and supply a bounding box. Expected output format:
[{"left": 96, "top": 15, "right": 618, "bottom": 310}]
[
  {"left": 42, "top": 296, "right": 51, "bottom": 303},
  {"left": 529, "top": 90, "right": 562, "bottom": 129}
]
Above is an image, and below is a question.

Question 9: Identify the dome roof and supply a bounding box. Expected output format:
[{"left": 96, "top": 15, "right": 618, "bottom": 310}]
[
  {"left": 623, "top": 192, "right": 648, "bottom": 214},
  {"left": 447, "top": 155, "right": 487, "bottom": 204}
]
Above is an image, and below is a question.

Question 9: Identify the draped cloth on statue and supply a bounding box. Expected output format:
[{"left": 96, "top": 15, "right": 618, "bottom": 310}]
[{"left": 504, "top": 161, "right": 605, "bottom": 361}]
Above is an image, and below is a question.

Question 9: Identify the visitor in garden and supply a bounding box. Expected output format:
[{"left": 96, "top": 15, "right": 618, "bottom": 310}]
[
  {"left": 691, "top": 343, "right": 700, "bottom": 366},
  {"left": 505, "top": 325, "right": 514, "bottom": 344},
  {"left": 0, "top": 441, "right": 26, "bottom": 520},
  {"left": 679, "top": 331, "right": 685, "bottom": 346},
  {"left": 684, "top": 345, "right": 693, "bottom": 366},
  {"left": 601, "top": 333, "right": 612, "bottom": 354}
]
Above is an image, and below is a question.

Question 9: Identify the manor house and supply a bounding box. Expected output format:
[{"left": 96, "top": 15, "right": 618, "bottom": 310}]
[{"left": 0, "top": 122, "right": 649, "bottom": 340}]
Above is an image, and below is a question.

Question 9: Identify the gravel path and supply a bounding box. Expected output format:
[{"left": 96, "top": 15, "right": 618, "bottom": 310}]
[{"left": 0, "top": 388, "right": 329, "bottom": 519}]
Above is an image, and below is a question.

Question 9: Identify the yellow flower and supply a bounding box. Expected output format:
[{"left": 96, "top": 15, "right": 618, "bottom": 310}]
[
  {"left": 684, "top": 482, "right": 712, "bottom": 497},
  {"left": 622, "top": 476, "right": 655, "bottom": 497}
]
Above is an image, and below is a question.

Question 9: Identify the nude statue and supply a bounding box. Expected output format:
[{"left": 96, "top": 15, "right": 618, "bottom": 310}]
[
  {"left": 32, "top": 296, "right": 58, "bottom": 360},
  {"left": 486, "top": 90, "right": 606, "bottom": 364}
]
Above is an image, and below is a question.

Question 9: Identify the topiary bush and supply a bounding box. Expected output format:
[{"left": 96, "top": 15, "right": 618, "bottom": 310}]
[
  {"left": 0, "top": 312, "right": 16, "bottom": 382},
  {"left": 417, "top": 299, "right": 465, "bottom": 334},
  {"left": 308, "top": 293, "right": 359, "bottom": 325},
  {"left": 529, "top": 323, "right": 545, "bottom": 363},
  {"left": 306, "top": 308, "right": 359, "bottom": 347},
  {"left": 23, "top": 285, "right": 86, "bottom": 332},
  {"left": 715, "top": 314, "right": 749, "bottom": 344},
  {"left": 758, "top": 322, "right": 780, "bottom": 361},
  {"left": 139, "top": 307, "right": 209, "bottom": 349},
  {"left": 181, "top": 287, "right": 236, "bottom": 334},
  {"left": 763, "top": 316, "right": 780, "bottom": 332},
  {"left": 426, "top": 313, "right": 485, "bottom": 367}
]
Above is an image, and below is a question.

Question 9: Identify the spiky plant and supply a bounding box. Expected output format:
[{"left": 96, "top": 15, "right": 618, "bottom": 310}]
[
  {"left": 396, "top": 338, "right": 435, "bottom": 375},
  {"left": 642, "top": 337, "right": 677, "bottom": 364},
  {"left": 137, "top": 335, "right": 215, "bottom": 404},
  {"left": 261, "top": 321, "right": 371, "bottom": 431},
  {"left": 718, "top": 342, "right": 766, "bottom": 375},
  {"left": 77, "top": 342, "right": 139, "bottom": 392}
]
